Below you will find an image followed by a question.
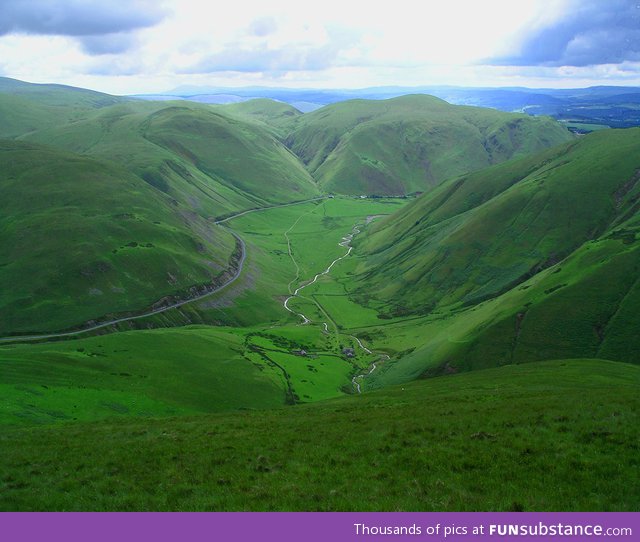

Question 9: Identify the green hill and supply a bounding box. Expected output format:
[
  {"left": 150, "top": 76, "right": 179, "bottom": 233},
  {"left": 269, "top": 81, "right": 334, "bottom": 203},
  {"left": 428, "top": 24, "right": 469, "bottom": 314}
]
[
  {"left": 143, "top": 105, "right": 315, "bottom": 207},
  {"left": 0, "top": 77, "right": 124, "bottom": 108},
  {"left": 0, "top": 139, "right": 237, "bottom": 335},
  {"left": 285, "top": 94, "right": 573, "bottom": 195},
  {"left": 1, "top": 359, "right": 637, "bottom": 511},
  {"left": 219, "top": 98, "right": 302, "bottom": 138},
  {"left": 0, "top": 326, "right": 287, "bottom": 424},
  {"left": 0, "top": 77, "right": 125, "bottom": 138},
  {"left": 21, "top": 101, "right": 318, "bottom": 217},
  {"left": 0, "top": 80, "right": 322, "bottom": 337},
  {"left": 351, "top": 128, "right": 640, "bottom": 381}
]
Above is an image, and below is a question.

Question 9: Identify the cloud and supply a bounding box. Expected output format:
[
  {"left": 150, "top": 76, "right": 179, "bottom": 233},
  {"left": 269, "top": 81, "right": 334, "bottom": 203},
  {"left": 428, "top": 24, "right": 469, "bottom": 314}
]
[
  {"left": 181, "top": 25, "right": 362, "bottom": 74},
  {"left": 86, "top": 57, "right": 146, "bottom": 77},
  {"left": 248, "top": 17, "right": 278, "bottom": 38},
  {"left": 79, "top": 33, "right": 138, "bottom": 55},
  {"left": 182, "top": 46, "right": 343, "bottom": 74},
  {"left": 490, "top": 0, "right": 640, "bottom": 67},
  {"left": 0, "top": 0, "right": 166, "bottom": 55}
]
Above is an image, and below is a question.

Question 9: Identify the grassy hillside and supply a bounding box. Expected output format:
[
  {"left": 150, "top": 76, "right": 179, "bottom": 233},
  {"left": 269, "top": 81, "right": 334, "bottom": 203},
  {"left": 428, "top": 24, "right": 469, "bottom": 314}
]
[
  {"left": 22, "top": 102, "right": 318, "bottom": 217},
  {"left": 143, "top": 106, "right": 316, "bottom": 207},
  {"left": 0, "top": 197, "right": 404, "bottom": 409},
  {"left": 0, "top": 327, "right": 288, "bottom": 424},
  {"left": 286, "top": 94, "right": 573, "bottom": 195},
  {"left": 1, "top": 359, "right": 637, "bottom": 511},
  {"left": 346, "top": 128, "right": 640, "bottom": 382},
  {"left": 0, "top": 78, "right": 319, "bottom": 219},
  {"left": 0, "top": 77, "right": 125, "bottom": 138},
  {"left": 0, "top": 77, "right": 124, "bottom": 108},
  {"left": 356, "top": 129, "right": 640, "bottom": 311},
  {"left": 0, "top": 139, "right": 237, "bottom": 335},
  {"left": 219, "top": 98, "right": 302, "bottom": 138}
]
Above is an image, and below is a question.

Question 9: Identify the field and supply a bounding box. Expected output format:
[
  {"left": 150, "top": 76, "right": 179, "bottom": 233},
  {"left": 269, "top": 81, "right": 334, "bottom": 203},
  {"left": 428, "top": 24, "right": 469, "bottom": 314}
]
[
  {"left": 2, "top": 359, "right": 637, "bottom": 511},
  {"left": 0, "top": 197, "right": 408, "bottom": 427},
  {"left": 3, "top": 196, "right": 637, "bottom": 513}
]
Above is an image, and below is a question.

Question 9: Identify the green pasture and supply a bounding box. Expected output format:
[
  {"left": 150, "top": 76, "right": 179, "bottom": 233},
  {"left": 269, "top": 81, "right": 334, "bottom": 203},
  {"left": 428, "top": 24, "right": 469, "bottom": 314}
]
[
  {"left": 0, "top": 327, "right": 288, "bottom": 425},
  {"left": 2, "top": 360, "right": 637, "bottom": 511}
]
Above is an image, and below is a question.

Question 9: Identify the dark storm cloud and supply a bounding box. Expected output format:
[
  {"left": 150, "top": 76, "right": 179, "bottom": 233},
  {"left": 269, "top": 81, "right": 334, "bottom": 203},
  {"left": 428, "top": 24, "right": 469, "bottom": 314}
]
[
  {"left": 491, "top": 0, "right": 640, "bottom": 66},
  {"left": 0, "top": 0, "right": 166, "bottom": 54}
]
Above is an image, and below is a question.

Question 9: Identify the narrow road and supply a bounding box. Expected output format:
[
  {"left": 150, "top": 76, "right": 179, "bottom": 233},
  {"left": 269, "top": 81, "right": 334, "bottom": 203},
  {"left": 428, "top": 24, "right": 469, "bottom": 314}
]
[
  {"left": 0, "top": 197, "right": 325, "bottom": 344},
  {"left": 214, "top": 196, "right": 326, "bottom": 225},
  {"left": 0, "top": 228, "right": 246, "bottom": 344}
]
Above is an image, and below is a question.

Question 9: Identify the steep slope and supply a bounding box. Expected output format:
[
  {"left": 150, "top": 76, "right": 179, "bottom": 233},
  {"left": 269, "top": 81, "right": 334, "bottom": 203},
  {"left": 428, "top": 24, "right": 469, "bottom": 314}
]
[
  {"left": 352, "top": 128, "right": 640, "bottom": 379},
  {"left": 143, "top": 106, "right": 316, "bottom": 207},
  {"left": 286, "top": 94, "right": 573, "bottom": 195},
  {"left": 0, "top": 79, "right": 320, "bottom": 336},
  {"left": 0, "top": 139, "right": 237, "bottom": 335},
  {"left": 22, "top": 102, "right": 318, "bottom": 217}
]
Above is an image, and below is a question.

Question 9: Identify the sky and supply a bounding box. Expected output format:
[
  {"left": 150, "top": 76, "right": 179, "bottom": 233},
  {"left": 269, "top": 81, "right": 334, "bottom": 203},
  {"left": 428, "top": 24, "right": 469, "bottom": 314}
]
[{"left": 0, "top": 0, "right": 639, "bottom": 95}]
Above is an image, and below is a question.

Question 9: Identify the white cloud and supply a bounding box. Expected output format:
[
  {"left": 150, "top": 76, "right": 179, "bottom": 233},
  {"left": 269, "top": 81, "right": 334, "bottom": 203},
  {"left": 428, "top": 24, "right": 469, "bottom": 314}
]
[{"left": 0, "top": 0, "right": 638, "bottom": 93}]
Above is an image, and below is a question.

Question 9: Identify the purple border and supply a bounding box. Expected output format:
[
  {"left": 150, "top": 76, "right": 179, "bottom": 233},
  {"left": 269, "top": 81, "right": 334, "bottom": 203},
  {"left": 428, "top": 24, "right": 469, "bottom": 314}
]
[{"left": 2, "top": 512, "right": 638, "bottom": 542}]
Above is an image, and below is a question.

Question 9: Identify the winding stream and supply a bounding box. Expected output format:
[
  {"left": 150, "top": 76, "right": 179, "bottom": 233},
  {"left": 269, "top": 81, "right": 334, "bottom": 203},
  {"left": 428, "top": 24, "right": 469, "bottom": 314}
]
[
  {"left": 282, "top": 215, "right": 390, "bottom": 393},
  {"left": 283, "top": 222, "right": 361, "bottom": 324}
]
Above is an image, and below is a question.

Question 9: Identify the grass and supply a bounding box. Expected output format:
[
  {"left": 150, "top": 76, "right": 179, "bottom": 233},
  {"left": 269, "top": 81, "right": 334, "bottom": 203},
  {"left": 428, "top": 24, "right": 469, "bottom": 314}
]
[
  {"left": 1, "top": 359, "right": 637, "bottom": 511},
  {"left": 218, "top": 98, "right": 302, "bottom": 138},
  {"left": 182, "top": 196, "right": 407, "bottom": 329},
  {"left": 562, "top": 121, "right": 611, "bottom": 133},
  {"left": 1, "top": 79, "right": 638, "bottom": 513},
  {"left": 23, "top": 101, "right": 319, "bottom": 218},
  {"left": 0, "top": 327, "right": 287, "bottom": 425},
  {"left": 286, "top": 94, "right": 573, "bottom": 195},
  {"left": 356, "top": 130, "right": 640, "bottom": 336},
  {"left": 0, "top": 139, "right": 237, "bottom": 335},
  {"left": 0, "top": 76, "right": 125, "bottom": 138},
  {"left": 0, "top": 81, "right": 332, "bottom": 335},
  {"left": 0, "top": 197, "right": 410, "bottom": 424}
]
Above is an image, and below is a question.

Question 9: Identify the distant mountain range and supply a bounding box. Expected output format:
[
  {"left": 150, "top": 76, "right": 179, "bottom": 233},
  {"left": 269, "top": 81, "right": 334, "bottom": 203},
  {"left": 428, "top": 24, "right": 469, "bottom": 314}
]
[{"left": 132, "top": 84, "right": 640, "bottom": 130}]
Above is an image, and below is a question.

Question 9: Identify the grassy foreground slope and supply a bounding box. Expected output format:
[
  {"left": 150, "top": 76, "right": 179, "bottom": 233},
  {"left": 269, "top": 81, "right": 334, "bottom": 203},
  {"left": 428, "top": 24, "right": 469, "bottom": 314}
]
[
  {"left": 349, "top": 128, "right": 640, "bottom": 382},
  {"left": 286, "top": 94, "right": 573, "bottom": 195},
  {"left": 2, "top": 359, "right": 638, "bottom": 511},
  {"left": 0, "top": 139, "right": 237, "bottom": 334},
  {"left": 0, "top": 327, "right": 287, "bottom": 424}
]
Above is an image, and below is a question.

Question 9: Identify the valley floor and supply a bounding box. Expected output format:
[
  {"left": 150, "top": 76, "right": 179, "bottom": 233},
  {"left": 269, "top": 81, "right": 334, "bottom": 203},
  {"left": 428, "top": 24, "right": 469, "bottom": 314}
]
[{"left": 1, "top": 197, "right": 638, "bottom": 511}]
